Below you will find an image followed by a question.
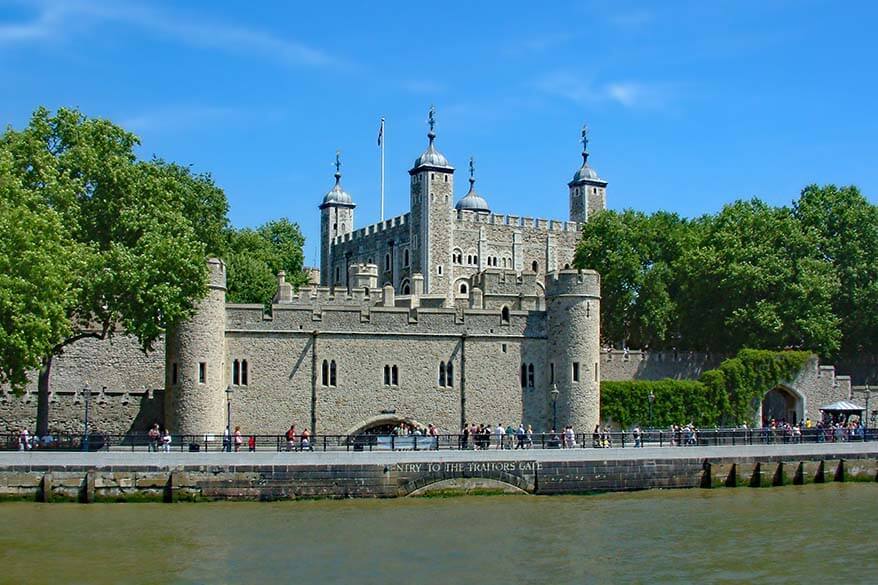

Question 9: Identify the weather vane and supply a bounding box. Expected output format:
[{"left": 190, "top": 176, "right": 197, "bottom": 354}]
[
  {"left": 334, "top": 150, "right": 341, "bottom": 178},
  {"left": 469, "top": 156, "right": 475, "bottom": 183},
  {"left": 581, "top": 124, "right": 589, "bottom": 153},
  {"left": 428, "top": 105, "right": 436, "bottom": 134}
]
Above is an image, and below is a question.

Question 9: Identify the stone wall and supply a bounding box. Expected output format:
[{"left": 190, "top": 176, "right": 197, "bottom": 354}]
[
  {"left": 601, "top": 350, "right": 726, "bottom": 381},
  {"left": 0, "top": 334, "right": 164, "bottom": 435},
  {"left": 2, "top": 448, "right": 875, "bottom": 501}
]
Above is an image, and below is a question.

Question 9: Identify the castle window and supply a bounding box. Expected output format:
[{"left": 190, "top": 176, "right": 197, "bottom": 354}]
[
  {"left": 532, "top": 260, "right": 539, "bottom": 272},
  {"left": 520, "top": 364, "right": 527, "bottom": 388},
  {"left": 550, "top": 362, "right": 555, "bottom": 384},
  {"left": 594, "top": 187, "right": 597, "bottom": 193},
  {"left": 401, "top": 282, "right": 411, "bottom": 295},
  {"left": 171, "top": 363, "right": 178, "bottom": 385},
  {"left": 474, "top": 255, "right": 478, "bottom": 265},
  {"left": 572, "top": 362, "right": 580, "bottom": 383},
  {"left": 459, "top": 282, "right": 468, "bottom": 295},
  {"left": 233, "top": 359, "right": 240, "bottom": 385},
  {"left": 501, "top": 306, "right": 510, "bottom": 324},
  {"left": 384, "top": 365, "right": 390, "bottom": 386},
  {"left": 403, "top": 249, "right": 409, "bottom": 267},
  {"left": 330, "top": 360, "right": 337, "bottom": 387},
  {"left": 335, "top": 267, "right": 340, "bottom": 283},
  {"left": 431, "top": 173, "right": 435, "bottom": 180},
  {"left": 564, "top": 263, "right": 571, "bottom": 270},
  {"left": 446, "top": 362, "right": 453, "bottom": 387},
  {"left": 438, "top": 362, "right": 446, "bottom": 387},
  {"left": 392, "top": 365, "right": 399, "bottom": 386},
  {"left": 322, "top": 360, "right": 329, "bottom": 386},
  {"left": 198, "top": 362, "right": 206, "bottom": 384},
  {"left": 501, "top": 343, "right": 507, "bottom": 353},
  {"left": 444, "top": 175, "right": 448, "bottom": 183},
  {"left": 333, "top": 223, "right": 337, "bottom": 232},
  {"left": 595, "top": 363, "right": 599, "bottom": 382},
  {"left": 385, "top": 253, "right": 391, "bottom": 272},
  {"left": 241, "top": 360, "right": 248, "bottom": 386},
  {"left": 368, "top": 257, "right": 373, "bottom": 264},
  {"left": 527, "top": 364, "right": 535, "bottom": 388},
  {"left": 586, "top": 302, "right": 590, "bottom": 318},
  {"left": 437, "top": 265, "right": 443, "bottom": 276}
]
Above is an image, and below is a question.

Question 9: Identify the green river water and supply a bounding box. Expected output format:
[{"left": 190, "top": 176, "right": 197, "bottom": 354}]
[{"left": 1, "top": 483, "right": 876, "bottom": 585}]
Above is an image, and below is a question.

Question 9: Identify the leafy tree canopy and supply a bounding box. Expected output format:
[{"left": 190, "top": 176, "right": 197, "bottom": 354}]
[
  {"left": 225, "top": 218, "right": 309, "bottom": 305},
  {"left": 575, "top": 185, "right": 867, "bottom": 358},
  {"left": 0, "top": 107, "right": 230, "bottom": 433}
]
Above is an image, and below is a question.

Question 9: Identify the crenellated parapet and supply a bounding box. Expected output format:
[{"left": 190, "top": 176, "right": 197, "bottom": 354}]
[
  {"left": 333, "top": 213, "right": 409, "bottom": 245},
  {"left": 454, "top": 209, "right": 581, "bottom": 233}
]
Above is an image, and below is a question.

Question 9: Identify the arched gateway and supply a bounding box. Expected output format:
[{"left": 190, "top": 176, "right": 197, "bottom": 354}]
[
  {"left": 343, "top": 414, "right": 427, "bottom": 437},
  {"left": 760, "top": 385, "right": 805, "bottom": 425}
]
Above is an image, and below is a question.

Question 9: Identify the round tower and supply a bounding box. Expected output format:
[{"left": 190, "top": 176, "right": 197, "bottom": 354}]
[
  {"left": 165, "top": 257, "right": 227, "bottom": 435},
  {"left": 545, "top": 269, "right": 601, "bottom": 433}
]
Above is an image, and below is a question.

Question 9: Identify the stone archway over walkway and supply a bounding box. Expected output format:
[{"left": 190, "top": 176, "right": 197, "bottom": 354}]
[
  {"left": 760, "top": 384, "right": 805, "bottom": 425},
  {"left": 343, "top": 414, "right": 427, "bottom": 437}
]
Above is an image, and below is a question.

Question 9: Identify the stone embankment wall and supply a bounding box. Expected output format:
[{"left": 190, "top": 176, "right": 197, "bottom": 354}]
[{"left": 2, "top": 451, "right": 875, "bottom": 502}]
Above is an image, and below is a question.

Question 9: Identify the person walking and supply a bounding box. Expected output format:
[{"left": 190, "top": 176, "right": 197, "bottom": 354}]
[
  {"left": 233, "top": 426, "right": 243, "bottom": 452},
  {"left": 147, "top": 423, "right": 160, "bottom": 452},
  {"left": 300, "top": 428, "right": 312, "bottom": 451},
  {"left": 222, "top": 426, "right": 231, "bottom": 452},
  {"left": 247, "top": 434, "right": 256, "bottom": 452},
  {"left": 286, "top": 425, "right": 297, "bottom": 451}
]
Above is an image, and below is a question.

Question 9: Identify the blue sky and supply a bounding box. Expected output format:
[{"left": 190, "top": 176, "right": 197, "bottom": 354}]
[{"left": 2, "top": 0, "right": 876, "bottom": 265}]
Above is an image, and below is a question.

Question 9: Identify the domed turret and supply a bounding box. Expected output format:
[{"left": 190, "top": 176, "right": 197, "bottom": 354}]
[
  {"left": 568, "top": 124, "right": 608, "bottom": 223},
  {"left": 411, "top": 106, "right": 454, "bottom": 172},
  {"left": 455, "top": 157, "right": 490, "bottom": 213},
  {"left": 321, "top": 151, "right": 355, "bottom": 208}
]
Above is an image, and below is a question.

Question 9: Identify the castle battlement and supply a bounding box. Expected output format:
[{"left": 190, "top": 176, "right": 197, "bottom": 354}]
[
  {"left": 454, "top": 210, "right": 581, "bottom": 232},
  {"left": 334, "top": 213, "right": 409, "bottom": 245},
  {"left": 545, "top": 269, "right": 601, "bottom": 298}
]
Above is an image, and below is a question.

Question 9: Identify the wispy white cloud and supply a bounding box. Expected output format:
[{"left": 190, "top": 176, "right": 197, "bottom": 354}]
[
  {"left": 0, "top": 0, "right": 339, "bottom": 68},
  {"left": 535, "top": 71, "right": 673, "bottom": 110}
]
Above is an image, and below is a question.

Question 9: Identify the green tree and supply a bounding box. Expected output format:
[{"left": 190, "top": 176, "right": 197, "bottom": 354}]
[
  {"left": 678, "top": 199, "right": 840, "bottom": 355},
  {"left": 793, "top": 184, "right": 878, "bottom": 356},
  {"left": 0, "top": 107, "right": 229, "bottom": 435},
  {"left": 226, "top": 218, "right": 308, "bottom": 305},
  {"left": 0, "top": 149, "right": 78, "bottom": 391},
  {"left": 574, "top": 210, "right": 687, "bottom": 348}
]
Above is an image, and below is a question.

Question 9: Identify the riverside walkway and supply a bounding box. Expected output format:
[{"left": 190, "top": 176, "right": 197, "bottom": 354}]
[{"left": 3, "top": 441, "right": 877, "bottom": 468}]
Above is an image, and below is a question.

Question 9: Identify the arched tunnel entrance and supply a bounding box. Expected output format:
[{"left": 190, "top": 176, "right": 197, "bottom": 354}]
[{"left": 761, "top": 386, "right": 804, "bottom": 426}]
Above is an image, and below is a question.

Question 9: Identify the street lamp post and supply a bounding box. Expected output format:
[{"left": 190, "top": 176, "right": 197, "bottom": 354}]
[
  {"left": 225, "top": 385, "right": 233, "bottom": 452},
  {"left": 82, "top": 383, "right": 91, "bottom": 452},
  {"left": 648, "top": 391, "right": 655, "bottom": 430},
  {"left": 551, "top": 384, "right": 560, "bottom": 432}
]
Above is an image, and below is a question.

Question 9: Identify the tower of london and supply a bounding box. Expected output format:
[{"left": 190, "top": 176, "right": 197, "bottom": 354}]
[{"left": 164, "top": 110, "right": 607, "bottom": 437}]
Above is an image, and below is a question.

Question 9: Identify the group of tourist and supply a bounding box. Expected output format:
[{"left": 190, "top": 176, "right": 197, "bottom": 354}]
[
  {"left": 283, "top": 424, "right": 312, "bottom": 451},
  {"left": 147, "top": 423, "right": 173, "bottom": 452}
]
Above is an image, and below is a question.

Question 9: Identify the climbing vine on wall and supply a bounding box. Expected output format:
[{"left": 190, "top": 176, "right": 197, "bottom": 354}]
[{"left": 601, "top": 349, "right": 812, "bottom": 428}]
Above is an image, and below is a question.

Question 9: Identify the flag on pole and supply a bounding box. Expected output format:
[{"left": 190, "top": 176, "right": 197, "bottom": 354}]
[{"left": 377, "top": 117, "right": 384, "bottom": 146}]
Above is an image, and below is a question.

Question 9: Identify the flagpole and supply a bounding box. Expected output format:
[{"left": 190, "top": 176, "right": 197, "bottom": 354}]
[{"left": 380, "top": 116, "right": 385, "bottom": 221}]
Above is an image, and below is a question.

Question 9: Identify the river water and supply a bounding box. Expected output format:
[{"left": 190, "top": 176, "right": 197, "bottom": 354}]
[{"left": 2, "top": 483, "right": 876, "bottom": 584}]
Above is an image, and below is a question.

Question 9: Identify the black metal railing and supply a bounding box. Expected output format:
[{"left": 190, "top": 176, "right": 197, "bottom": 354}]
[{"left": 2, "top": 427, "right": 876, "bottom": 453}]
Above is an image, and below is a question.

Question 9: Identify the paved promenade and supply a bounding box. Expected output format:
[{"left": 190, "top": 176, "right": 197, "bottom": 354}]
[{"left": 2, "top": 441, "right": 876, "bottom": 468}]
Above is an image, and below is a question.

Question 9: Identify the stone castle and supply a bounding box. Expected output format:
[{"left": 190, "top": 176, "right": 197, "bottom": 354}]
[
  {"left": 1, "top": 112, "right": 861, "bottom": 437},
  {"left": 165, "top": 111, "right": 608, "bottom": 436}
]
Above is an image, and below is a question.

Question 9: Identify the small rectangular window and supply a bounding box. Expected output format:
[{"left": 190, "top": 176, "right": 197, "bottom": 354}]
[
  {"left": 171, "top": 363, "right": 178, "bottom": 385},
  {"left": 501, "top": 343, "right": 507, "bottom": 353},
  {"left": 550, "top": 363, "right": 555, "bottom": 384},
  {"left": 572, "top": 362, "right": 580, "bottom": 383},
  {"left": 595, "top": 362, "right": 599, "bottom": 382},
  {"left": 198, "top": 362, "right": 206, "bottom": 384}
]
